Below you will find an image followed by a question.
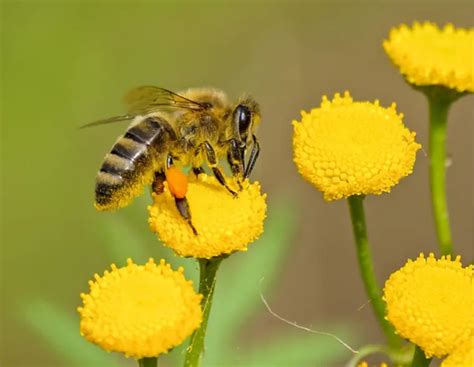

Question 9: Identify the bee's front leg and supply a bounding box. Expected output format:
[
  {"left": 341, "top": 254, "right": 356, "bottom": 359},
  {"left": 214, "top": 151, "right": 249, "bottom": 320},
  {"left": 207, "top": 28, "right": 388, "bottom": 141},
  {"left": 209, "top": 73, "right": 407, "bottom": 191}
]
[
  {"left": 226, "top": 138, "right": 245, "bottom": 190},
  {"left": 202, "top": 141, "right": 238, "bottom": 197},
  {"left": 244, "top": 134, "right": 260, "bottom": 179}
]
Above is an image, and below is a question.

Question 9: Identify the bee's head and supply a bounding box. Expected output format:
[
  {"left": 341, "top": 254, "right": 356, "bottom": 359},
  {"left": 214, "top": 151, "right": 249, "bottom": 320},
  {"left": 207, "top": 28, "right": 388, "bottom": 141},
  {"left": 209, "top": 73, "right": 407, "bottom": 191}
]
[{"left": 232, "top": 97, "right": 260, "bottom": 144}]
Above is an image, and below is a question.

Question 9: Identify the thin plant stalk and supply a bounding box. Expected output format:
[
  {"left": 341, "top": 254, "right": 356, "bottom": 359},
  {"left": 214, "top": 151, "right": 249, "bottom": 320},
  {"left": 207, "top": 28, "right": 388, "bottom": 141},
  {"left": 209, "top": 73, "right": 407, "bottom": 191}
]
[
  {"left": 138, "top": 357, "right": 158, "bottom": 367},
  {"left": 347, "top": 195, "right": 401, "bottom": 348},
  {"left": 410, "top": 346, "right": 431, "bottom": 367},
  {"left": 426, "top": 91, "right": 454, "bottom": 256},
  {"left": 184, "top": 256, "right": 224, "bottom": 367}
]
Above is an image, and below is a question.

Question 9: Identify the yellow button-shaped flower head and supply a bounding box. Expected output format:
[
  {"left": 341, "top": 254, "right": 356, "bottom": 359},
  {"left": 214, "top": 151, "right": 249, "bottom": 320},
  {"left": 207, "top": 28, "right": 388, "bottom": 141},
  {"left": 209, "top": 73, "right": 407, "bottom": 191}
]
[
  {"left": 292, "top": 92, "right": 420, "bottom": 201},
  {"left": 384, "top": 22, "right": 474, "bottom": 93},
  {"left": 148, "top": 174, "right": 267, "bottom": 259},
  {"left": 441, "top": 339, "right": 474, "bottom": 367},
  {"left": 384, "top": 253, "right": 473, "bottom": 358},
  {"left": 78, "top": 258, "right": 202, "bottom": 359}
]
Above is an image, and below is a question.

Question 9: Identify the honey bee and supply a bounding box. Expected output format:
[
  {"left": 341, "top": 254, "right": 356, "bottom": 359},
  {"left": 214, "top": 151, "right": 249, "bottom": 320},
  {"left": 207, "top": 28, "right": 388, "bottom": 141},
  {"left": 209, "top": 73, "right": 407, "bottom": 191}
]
[{"left": 84, "top": 86, "right": 261, "bottom": 234}]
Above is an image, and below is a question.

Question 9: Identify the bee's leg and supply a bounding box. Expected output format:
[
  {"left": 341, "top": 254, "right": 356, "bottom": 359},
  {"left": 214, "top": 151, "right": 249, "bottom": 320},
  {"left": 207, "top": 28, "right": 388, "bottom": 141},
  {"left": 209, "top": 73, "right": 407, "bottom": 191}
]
[
  {"left": 190, "top": 146, "right": 205, "bottom": 177},
  {"left": 175, "top": 197, "right": 198, "bottom": 235},
  {"left": 165, "top": 154, "right": 198, "bottom": 235},
  {"left": 192, "top": 167, "right": 205, "bottom": 177},
  {"left": 244, "top": 134, "right": 260, "bottom": 179},
  {"left": 152, "top": 171, "right": 166, "bottom": 194},
  {"left": 226, "top": 139, "right": 244, "bottom": 190},
  {"left": 202, "top": 141, "right": 238, "bottom": 197}
]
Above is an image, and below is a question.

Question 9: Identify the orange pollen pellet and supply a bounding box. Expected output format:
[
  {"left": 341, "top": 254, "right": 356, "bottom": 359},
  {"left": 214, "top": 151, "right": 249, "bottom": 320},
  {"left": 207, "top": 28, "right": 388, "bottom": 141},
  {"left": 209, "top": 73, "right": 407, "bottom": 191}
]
[{"left": 166, "top": 167, "right": 188, "bottom": 199}]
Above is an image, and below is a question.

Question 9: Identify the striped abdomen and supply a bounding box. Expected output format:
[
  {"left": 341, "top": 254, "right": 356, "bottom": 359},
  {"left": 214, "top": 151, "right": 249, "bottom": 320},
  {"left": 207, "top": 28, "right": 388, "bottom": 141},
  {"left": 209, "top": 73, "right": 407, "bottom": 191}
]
[{"left": 95, "top": 116, "right": 171, "bottom": 210}]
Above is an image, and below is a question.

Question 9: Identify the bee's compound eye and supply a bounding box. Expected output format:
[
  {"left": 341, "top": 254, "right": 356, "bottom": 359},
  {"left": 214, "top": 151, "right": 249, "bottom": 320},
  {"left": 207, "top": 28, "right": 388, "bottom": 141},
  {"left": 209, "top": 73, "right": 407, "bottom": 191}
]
[{"left": 235, "top": 105, "right": 251, "bottom": 134}]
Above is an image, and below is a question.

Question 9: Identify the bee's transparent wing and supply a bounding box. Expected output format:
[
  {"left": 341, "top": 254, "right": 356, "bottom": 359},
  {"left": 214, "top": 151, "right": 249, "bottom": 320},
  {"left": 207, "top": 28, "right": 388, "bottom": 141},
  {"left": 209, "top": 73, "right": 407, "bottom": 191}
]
[
  {"left": 79, "top": 115, "right": 135, "bottom": 129},
  {"left": 80, "top": 87, "right": 205, "bottom": 129},
  {"left": 124, "top": 86, "right": 207, "bottom": 115}
]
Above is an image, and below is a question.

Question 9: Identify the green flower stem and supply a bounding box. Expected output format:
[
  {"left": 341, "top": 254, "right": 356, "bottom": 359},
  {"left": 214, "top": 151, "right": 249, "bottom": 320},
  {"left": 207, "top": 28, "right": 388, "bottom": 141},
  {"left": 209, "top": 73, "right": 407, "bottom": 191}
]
[
  {"left": 347, "top": 195, "right": 401, "bottom": 348},
  {"left": 427, "top": 91, "right": 454, "bottom": 256},
  {"left": 184, "top": 256, "right": 224, "bottom": 367},
  {"left": 138, "top": 357, "right": 157, "bottom": 367},
  {"left": 410, "top": 346, "right": 431, "bottom": 367}
]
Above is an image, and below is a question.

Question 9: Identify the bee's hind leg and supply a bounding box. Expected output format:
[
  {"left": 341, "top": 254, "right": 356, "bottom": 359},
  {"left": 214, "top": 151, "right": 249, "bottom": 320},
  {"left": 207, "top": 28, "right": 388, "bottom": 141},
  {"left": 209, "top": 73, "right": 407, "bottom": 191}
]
[
  {"left": 152, "top": 171, "right": 166, "bottom": 194},
  {"left": 163, "top": 157, "right": 198, "bottom": 236},
  {"left": 174, "top": 197, "right": 198, "bottom": 235}
]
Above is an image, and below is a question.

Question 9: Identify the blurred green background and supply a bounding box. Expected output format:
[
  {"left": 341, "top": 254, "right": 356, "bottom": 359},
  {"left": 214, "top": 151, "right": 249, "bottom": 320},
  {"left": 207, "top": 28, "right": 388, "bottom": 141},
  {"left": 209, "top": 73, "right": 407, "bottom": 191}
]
[{"left": 2, "top": 1, "right": 473, "bottom": 366}]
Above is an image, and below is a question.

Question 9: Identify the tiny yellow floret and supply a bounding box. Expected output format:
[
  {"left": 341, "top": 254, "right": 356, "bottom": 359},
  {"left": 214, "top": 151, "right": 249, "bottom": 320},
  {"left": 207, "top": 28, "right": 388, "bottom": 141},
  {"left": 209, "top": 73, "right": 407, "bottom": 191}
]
[
  {"left": 149, "top": 174, "right": 267, "bottom": 259},
  {"left": 292, "top": 92, "right": 420, "bottom": 201},
  {"left": 384, "top": 22, "right": 474, "bottom": 92},
  {"left": 384, "top": 253, "right": 473, "bottom": 358},
  {"left": 78, "top": 258, "right": 202, "bottom": 359},
  {"left": 357, "top": 362, "right": 389, "bottom": 367},
  {"left": 441, "top": 339, "right": 474, "bottom": 367}
]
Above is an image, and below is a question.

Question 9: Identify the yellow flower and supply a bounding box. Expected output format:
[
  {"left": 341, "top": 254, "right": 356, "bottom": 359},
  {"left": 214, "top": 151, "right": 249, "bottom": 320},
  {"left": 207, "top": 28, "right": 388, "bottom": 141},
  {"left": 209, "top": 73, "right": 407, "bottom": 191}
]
[
  {"left": 292, "top": 92, "right": 420, "bottom": 201},
  {"left": 384, "top": 22, "right": 474, "bottom": 93},
  {"left": 441, "top": 339, "right": 474, "bottom": 367},
  {"left": 148, "top": 174, "right": 267, "bottom": 259},
  {"left": 78, "top": 258, "right": 202, "bottom": 359},
  {"left": 357, "top": 362, "right": 389, "bottom": 367},
  {"left": 384, "top": 253, "right": 473, "bottom": 358}
]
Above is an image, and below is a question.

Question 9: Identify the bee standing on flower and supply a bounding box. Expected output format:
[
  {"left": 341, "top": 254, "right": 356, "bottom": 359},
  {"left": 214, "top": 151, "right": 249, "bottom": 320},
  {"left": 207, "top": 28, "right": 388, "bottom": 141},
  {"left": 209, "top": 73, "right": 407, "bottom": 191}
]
[{"left": 84, "top": 86, "right": 261, "bottom": 233}]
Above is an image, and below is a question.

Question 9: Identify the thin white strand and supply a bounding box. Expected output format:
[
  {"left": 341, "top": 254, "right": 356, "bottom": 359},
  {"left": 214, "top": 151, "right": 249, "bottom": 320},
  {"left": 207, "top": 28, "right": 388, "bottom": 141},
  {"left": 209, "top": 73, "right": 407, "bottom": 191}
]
[
  {"left": 259, "top": 279, "right": 358, "bottom": 354},
  {"left": 356, "top": 299, "right": 371, "bottom": 312}
]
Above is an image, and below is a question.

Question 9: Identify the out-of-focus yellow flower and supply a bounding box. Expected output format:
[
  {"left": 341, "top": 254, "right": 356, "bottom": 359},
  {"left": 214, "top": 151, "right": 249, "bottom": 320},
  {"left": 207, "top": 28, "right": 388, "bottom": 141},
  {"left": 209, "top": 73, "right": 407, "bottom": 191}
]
[
  {"left": 292, "top": 92, "right": 420, "bottom": 201},
  {"left": 148, "top": 174, "right": 266, "bottom": 259},
  {"left": 78, "top": 258, "right": 202, "bottom": 359},
  {"left": 384, "top": 22, "right": 474, "bottom": 93},
  {"left": 357, "top": 362, "right": 389, "bottom": 367},
  {"left": 384, "top": 253, "right": 473, "bottom": 358},
  {"left": 441, "top": 339, "right": 474, "bottom": 367}
]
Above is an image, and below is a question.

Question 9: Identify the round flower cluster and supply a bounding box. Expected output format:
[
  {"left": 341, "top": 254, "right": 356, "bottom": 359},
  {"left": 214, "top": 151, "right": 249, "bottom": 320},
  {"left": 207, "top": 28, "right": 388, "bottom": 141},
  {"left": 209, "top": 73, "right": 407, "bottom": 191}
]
[
  {"left": 441, "top": 339, "right": 474, "bottom": 367},
  {"left": 292, "top": 92, "right": 420, "bottom": 200},
  {"left": 384, "top": 22, "right": 474, "bottom": 92},
  {"left": 149, "top": 174, "right": 267, "bottom": 259},
  {"left": 78, "top": 258, "right": 202, "bottom": 358},
  {"left": 384, "top": 253, "right": 473, "bottom": 358}
]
